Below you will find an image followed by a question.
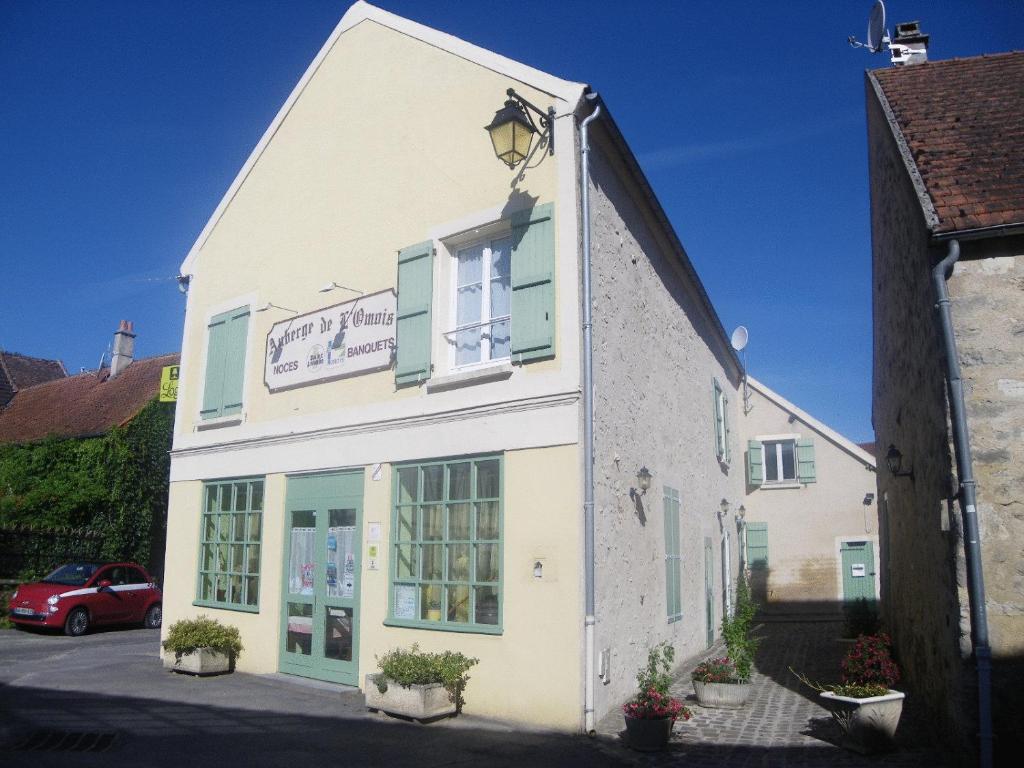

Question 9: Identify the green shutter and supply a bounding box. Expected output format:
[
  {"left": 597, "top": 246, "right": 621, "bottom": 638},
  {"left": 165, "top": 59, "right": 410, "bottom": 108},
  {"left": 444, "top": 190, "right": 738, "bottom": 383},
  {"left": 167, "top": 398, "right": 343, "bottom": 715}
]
[
  {"left": 663, "top": 487, "right": 681, "bottom": 621},
  {"left": 221, "top": 307, "right": 249, "bottom": 416},
  {"left": 510, "top": 203, "right": 555, "bottom": 363},
  {"left": 395, "top": 240, "right": 434, "bottom": 386},
  {"left": 201, "top": 306, "right": 249, "bottom": 420},
  {"left": 746, "top": 440, "right": 763, "bottom": 486},
  {"left": 712, "top": 380, "right": 725, "bottom": 458},
  {"left": 746, "top": 522, "right": 768, "bottom": 569},
  {"left": 722, "top": 388, "right": 731, "bottom": 463},
  {"left": 796, "top": 439, "right": 817, "bottom": 484}
]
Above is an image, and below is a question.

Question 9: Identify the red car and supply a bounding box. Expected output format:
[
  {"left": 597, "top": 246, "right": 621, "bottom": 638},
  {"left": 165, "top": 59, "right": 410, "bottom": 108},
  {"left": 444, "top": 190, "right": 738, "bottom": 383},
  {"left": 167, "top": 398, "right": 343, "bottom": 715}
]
[{"left": 8, "top": 562, "right": 162, "bottom": 636}]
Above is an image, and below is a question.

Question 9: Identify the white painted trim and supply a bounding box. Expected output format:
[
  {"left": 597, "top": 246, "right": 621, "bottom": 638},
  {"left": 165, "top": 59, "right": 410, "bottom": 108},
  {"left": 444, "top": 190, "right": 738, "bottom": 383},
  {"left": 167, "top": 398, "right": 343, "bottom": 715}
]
[
  {"left": 746, "top": 376, "right": 875, "bottom": 467},
  {"left": 834, "top": 535, "right": 881, "bottom": 602},
  {"left": 755, "top": 433, "right": 801, "bottom": 442},
  {"left": 179, "top": 0, "right": 585, "bottom": 276},
  {"left": 169, "top": 394, "right": 578, "bottom": 482}
]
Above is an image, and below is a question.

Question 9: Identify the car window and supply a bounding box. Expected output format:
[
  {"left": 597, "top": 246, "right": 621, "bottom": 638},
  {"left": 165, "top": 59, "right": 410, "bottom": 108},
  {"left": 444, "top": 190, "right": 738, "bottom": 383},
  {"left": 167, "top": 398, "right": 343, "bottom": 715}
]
[
  {"left": 42, "top": 563, "right": 99, "bottom": 586},
  {"left": 127, "top": 568, "right": 148, "bottom": 585},
  {"left": 93, "top": 568, "right": 113, "bottom": 586},
  {"left": 108, "top": 567, "right": 127, "bottom": 586}
]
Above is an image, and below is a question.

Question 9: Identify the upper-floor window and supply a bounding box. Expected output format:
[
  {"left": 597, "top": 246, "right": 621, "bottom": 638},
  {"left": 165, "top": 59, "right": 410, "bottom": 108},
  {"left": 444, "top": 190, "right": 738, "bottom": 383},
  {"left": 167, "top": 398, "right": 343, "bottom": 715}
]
[
  {"left": 713, "top": 378, "right": 731, "bottom": 463},
  {"left": 747, "top": 437, "right": 816, "bottom": 487},
  {"left": 450, "top": 235, "right": 511, "bottom": 368},
  {"left": 201, "top": 305, "right": 250, "bottom": 420}
]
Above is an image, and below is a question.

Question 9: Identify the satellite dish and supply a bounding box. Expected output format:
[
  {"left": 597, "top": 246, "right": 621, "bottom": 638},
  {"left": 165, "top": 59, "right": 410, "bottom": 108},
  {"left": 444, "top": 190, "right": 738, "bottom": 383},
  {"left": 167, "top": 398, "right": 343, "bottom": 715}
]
[
  {"left": 730, "top": 326, "right": 749, "bottom": 352},
  {"left": 867, "top": 0, "right": 887, "bottom": 52}
]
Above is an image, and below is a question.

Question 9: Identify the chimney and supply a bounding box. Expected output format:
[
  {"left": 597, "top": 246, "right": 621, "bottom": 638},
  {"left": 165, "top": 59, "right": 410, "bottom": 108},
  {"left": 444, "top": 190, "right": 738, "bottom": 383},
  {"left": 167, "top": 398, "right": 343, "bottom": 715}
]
[
  {"left": 891, "top": 21, "right": 929, "bottom": 66},
  {"left": 110, "top": 320, "right": 136, "bottom": 378}
]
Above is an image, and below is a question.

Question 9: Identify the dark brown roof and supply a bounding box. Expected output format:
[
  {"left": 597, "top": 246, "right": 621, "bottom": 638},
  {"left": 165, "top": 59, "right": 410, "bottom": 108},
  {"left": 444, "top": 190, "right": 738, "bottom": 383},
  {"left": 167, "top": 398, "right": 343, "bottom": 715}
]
[
  {"left": 0, "top": 351, "right": 66, "bottom": 389},
  {"left": 857, "top": 441, "right": 876, "bottom": 456},
  {"left": 0, "top": 353, "right": 178, "bottom": 444},
  {"left": 872, "top": 51, "right": 1024, "bottom": 234}
]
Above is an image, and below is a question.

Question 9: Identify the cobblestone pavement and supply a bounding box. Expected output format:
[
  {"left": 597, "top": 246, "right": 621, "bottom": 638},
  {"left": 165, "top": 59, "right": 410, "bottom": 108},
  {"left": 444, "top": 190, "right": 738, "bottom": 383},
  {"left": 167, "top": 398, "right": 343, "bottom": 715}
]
[{"left": 596, "top": 619, "right": 952, "bottom": 767}]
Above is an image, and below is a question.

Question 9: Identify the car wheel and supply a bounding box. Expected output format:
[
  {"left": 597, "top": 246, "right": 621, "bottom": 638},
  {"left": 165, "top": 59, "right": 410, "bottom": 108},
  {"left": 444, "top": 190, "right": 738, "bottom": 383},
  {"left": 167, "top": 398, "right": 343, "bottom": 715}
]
[
  {"left": 65, "top": 607, "right": 89, "bottom": 637},
  {"left": 143, "top": 603, "right": 162, "bottom": 629}
]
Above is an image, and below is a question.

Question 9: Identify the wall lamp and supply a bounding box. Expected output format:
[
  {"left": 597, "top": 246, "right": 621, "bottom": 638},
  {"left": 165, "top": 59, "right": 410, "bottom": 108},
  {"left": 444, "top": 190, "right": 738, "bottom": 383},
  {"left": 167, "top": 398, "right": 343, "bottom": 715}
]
[
  {"left": 255, "top": 302, "right": 297, "bottom": 315},
  {"left": 176, "top": 274, "right": 191, "bottom": 294},
  {"left": 485, "top": 88, "right": 555, "bottom": 169},
  {"left": 319, "top": 282, "right": 364, "bottom": 296},
  {"left": 885, "top": 444, "right": 914, "bottom": 480},
  {"left": 629, "top": 466, "right": 652, "bottom": 502},
  {"left": 720, "top": 498, "right": 731, "bottom": 518}
]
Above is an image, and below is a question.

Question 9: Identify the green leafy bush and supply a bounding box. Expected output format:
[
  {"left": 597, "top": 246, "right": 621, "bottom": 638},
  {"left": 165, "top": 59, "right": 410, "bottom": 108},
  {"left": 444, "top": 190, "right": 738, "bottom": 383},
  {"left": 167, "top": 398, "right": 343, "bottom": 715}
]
[
  {"left": 375, "top": 644, "right": 479, "bottom": 710},
  {"left": 162, "top": 615, "right": 243, "bottom": 661},
  {"left": 718, "top": 572, "right": 759, "bottom": 680}
]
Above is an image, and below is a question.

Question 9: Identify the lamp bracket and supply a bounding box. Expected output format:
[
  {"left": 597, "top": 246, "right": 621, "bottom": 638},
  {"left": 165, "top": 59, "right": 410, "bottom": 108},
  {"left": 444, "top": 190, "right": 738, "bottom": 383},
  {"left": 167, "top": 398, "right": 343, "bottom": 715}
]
[{"left": 506, "top": 88, "right": 555, "bottom": 156}]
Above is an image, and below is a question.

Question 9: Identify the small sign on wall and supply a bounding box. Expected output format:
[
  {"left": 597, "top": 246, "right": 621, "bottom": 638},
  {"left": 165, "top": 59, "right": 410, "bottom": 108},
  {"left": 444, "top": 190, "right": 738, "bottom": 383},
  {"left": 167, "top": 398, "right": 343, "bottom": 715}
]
[
  {"left": 159, "top": 365, "right": 179, "bottom": 402},
  {"left": 366, "top": 543, "right": 380, "bottom": 571},
  {"left": 851, "top": 563, "right": 866, "bottom": 578}
]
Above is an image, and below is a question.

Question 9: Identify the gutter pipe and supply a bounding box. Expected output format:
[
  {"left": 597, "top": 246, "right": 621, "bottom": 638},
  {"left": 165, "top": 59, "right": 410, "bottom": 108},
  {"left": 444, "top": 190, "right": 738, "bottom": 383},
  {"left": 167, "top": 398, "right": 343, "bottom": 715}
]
[
  {"left": 931, "top": 239, "right": 993, "bottom": 768},
  {"left": 580, "top": 91, "right": 601, "bottom": 736}
]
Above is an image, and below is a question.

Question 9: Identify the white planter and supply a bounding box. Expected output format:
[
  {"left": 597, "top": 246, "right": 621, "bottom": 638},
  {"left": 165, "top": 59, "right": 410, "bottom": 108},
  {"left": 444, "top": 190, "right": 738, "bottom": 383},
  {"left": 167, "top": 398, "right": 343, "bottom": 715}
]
[
  {"left": 820, "top": 690, "right": 905, "bottom": 754},
  {"left": 692, "top": 679, "right": 752, "bottom": 708},
  {"left": 163, "top": 647, "right": 232, "bottom": 676},
  {"left": 364, "top": 673, "right": 456, "bottom": 721}
]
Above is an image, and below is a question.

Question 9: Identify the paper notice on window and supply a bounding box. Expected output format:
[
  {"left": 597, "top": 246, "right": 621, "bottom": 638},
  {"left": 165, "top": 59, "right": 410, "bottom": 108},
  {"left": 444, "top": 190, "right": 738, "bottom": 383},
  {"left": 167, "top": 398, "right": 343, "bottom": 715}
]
[{"left": 394, "top": 584, "right": 416, "bottom": 619}]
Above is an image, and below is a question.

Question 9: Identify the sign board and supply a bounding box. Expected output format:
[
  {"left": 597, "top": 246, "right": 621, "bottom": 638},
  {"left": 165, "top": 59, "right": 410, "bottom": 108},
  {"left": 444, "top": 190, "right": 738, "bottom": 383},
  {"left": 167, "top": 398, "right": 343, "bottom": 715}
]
[
  {"left": 264, "top": 289, "right": 397, "bottom": 392},
  {"left": 851, "top": 563, "right": 866, "bottom": 578},
  {"left": 159, "top": 365, "right": 179, "bottom": 402}
]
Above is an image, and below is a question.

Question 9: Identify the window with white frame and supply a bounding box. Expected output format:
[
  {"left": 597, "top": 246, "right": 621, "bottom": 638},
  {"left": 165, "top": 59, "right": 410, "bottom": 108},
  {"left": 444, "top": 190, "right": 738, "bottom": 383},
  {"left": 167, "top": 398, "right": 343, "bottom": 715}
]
[
  {"left": 764, "top": 439, "right": 797, "bottom": 483},
  {"left": 449, "top": 235, "right": 511, "bottom": 367}
]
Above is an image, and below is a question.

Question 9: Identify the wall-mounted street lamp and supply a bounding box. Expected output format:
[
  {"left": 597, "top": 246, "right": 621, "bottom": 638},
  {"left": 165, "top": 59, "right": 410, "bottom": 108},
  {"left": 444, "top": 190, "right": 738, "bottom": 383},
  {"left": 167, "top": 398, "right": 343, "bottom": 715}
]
[
  {"left": 255, "top": 302, "right": 297, "bottom": 315},
  {"left": 319, "top": 282, "right": 364, "bottom": 296},
  {"left": 720, "top": 498, "right": 731, "bottom": 518},
  {"left": 485, "top": 88, "right": 555, "bottom": 169},
  {"left": 629, "top": 466, "right": 652, "bottom": 502},
  {"left": 885, "top": 444, "right": 914, "bottom": 480}
]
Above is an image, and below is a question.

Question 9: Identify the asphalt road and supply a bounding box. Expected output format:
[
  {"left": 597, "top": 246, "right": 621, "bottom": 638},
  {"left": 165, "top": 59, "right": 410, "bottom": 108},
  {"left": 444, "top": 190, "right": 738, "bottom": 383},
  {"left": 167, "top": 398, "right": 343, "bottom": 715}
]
[{"left": 0, "top": 627, "right": 627, "bottom": 767}]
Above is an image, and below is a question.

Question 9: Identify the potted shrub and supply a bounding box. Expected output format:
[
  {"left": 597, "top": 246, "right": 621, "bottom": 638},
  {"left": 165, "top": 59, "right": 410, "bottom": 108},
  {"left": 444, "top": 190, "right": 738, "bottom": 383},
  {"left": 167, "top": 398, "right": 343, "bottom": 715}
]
[
  {"left": 162, "top": 615, "right": 243, "bottom": 675},
  {"left": 794, "top": 633, "right": 904, "bottom": 754},
  {"left": 365, "top": 644, "right": 478, "bottom": 722},
  {"left": 692, "top": 573, "right": 757, "bottom": 708},
  {"left": 622, "top": 642, "right": 691, "bottom": 752}
]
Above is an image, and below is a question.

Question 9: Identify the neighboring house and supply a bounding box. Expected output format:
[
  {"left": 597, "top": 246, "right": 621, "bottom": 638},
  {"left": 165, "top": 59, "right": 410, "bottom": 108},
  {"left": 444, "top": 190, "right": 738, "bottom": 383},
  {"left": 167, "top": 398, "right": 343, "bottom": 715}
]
[
  {"left": 867, "top": 49, "right": 1024, "bottom": 765},
  {"left": 0, "top": 322, "right": 178, "bottom": 579},
  {"left": 163, "top": 1, "right": 746, "bottom": 730},
  {"left": 0, "top": 350, "right": 66, "bottom": 409},
  {"left": 740, "top": 377, "right": 878, "bottom": 613}
]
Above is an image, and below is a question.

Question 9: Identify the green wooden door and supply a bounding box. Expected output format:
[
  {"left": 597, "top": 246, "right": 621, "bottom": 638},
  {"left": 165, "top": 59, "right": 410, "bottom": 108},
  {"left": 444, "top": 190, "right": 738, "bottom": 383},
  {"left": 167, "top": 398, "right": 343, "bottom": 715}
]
[
  {"left": 704, "top": 537, "right": 714, "bottom": 648},
  {"left": 280, "top": 471, "right": 363, "bottom": 685},
  {"left": 840, "top": 540, "right": 876, "bottom": 603}
]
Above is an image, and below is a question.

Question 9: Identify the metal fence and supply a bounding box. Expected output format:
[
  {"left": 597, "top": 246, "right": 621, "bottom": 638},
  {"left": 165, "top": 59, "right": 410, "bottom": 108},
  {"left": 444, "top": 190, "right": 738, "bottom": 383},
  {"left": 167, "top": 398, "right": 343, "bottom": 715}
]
[{"left": 0, "top": 527, "right": 106, "bottom": 581}]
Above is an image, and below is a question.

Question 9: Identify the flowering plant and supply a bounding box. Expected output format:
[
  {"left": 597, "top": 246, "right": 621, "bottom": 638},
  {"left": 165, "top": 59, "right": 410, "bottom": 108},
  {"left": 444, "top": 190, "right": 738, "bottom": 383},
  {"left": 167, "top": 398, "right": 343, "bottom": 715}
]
[
  {"left": 841, "top": 633, "right": 900, "bottom": 689},
  {"left": 691, "top": 656, "right": 743, "bottom": 684},
  {"left": 622, "top": 642, "right": 692, "bottom": 722}
]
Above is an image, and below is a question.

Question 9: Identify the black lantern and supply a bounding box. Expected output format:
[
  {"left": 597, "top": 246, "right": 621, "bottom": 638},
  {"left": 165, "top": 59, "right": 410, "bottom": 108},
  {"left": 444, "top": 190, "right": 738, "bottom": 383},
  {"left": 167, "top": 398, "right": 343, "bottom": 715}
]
[
  {"left": 885, "top": 444, "right": 914, "bottom": 479},
  {"left": 485, "top": 88, "right": 554, "bottom": 169},
  {"left": 630, "top": 466, "right": 653, "bottom": 502}
]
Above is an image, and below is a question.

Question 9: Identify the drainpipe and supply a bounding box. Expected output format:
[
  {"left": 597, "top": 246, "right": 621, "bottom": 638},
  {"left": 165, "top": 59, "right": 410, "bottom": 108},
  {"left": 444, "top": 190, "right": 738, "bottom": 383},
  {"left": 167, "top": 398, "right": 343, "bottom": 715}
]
[
  {"left": 931, "top": 239, "right": 993, "bottom": 768},
  {"left": 580, "top": 91, "right": 601, "bottom": 736}
]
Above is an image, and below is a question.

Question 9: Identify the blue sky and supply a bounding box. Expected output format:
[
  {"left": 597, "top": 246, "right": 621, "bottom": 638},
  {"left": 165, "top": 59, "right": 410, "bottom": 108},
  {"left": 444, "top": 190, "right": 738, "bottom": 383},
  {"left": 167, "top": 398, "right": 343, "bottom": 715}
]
[{"left": 2, "top": 1, "right": 1020, "bottom": 442}]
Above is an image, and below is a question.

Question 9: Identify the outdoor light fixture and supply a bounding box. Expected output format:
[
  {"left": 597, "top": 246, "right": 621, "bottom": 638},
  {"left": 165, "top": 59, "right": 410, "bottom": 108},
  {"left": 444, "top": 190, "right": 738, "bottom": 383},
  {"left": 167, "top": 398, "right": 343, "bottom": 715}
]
[
  {"left": 319, "top": 281, "right": 364, "bottom": 296},
  {"left": 255, "top": 302, "right": 297, "bottom": 315},
  {"left": 885, "top": 444, "right": 914, "bottom": 480},
  {"left": 485, "top": 88, "right": 555, "bottom": 169},
  {"left": 629, "top": 466, "right": 652, "bottom": 502},
  {"left": 720, "top": 498, "right": 731, "bottom": 517},
  {"left": 176, "top": 274, "right": 191, "bottom": 294}
]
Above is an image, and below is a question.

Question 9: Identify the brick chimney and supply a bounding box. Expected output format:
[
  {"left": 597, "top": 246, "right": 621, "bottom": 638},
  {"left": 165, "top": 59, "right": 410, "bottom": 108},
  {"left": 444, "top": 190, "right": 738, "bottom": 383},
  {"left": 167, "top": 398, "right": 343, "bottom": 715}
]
[{"left": 110, "top": 320, "right": 136, "bottom": 378}]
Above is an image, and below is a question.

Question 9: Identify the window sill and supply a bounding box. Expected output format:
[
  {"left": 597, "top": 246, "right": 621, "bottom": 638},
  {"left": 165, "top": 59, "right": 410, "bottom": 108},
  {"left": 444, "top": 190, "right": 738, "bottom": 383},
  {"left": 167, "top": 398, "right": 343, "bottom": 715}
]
[
  {"left": 759, "top": 482, "right": 804, "bottom": 490},
  {"left": 425, "top": 363, "right": 513, "bottom": 393},
  {"left": 193, "top": 600, "right": 260, "bottom": 614},
  {"left": 383, "top": 618, "right": 502, "bottom": 635},
  {"left": 196, "top": 414, "right": 244, "bottom": 431}
]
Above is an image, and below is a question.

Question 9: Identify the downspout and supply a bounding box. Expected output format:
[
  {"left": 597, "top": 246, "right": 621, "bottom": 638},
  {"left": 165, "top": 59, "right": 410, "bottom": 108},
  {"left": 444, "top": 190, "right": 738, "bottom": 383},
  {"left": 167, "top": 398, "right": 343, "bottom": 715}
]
[
  {"left": 580, "top": 91, "right": 601, "bottom": 736},
  {"left": 931, "top": 239, "right": 993, "bottom": 768}
]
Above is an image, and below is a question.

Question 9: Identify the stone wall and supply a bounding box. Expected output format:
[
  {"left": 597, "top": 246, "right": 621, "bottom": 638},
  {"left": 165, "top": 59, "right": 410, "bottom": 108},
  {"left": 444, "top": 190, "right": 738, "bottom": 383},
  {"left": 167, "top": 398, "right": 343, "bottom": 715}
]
[
  {"left": 586, "top": 124, "right": 744, "bottom": 723},
  {"left": 866, "top": 73, "right": 975, "bottom": 762}
]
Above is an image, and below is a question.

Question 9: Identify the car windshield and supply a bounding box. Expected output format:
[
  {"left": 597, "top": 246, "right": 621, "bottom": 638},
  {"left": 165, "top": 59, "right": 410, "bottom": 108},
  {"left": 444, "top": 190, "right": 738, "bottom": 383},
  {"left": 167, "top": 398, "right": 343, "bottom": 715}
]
[{"left": 41, "top": 563, "right": 100, "bottom": 586}]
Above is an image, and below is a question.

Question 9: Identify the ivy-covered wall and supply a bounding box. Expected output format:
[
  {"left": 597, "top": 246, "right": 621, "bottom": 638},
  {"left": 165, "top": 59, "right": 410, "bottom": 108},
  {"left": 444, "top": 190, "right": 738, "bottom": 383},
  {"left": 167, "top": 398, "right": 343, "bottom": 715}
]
[{"left": 0, "top": 398, "right": 174, "bottom": 580}]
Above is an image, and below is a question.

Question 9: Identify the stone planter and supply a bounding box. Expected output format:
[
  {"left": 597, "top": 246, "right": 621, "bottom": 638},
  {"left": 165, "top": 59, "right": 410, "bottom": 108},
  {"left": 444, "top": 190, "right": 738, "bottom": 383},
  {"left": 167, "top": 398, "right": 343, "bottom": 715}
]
[
  {"left": 820, "top": 689, "right": 905, "bottom": 754},
  {"left": 624, "top": 715, "right": 673, "bottom": 752},
  {"left": 364, "top": 673, "right": 456, "bottom": 722},
  {"left": 163, "top": 647, "right": 232, "bottom": 676},
  {"left": 692, "top": 679, "right": 752, "bottom": 708}
]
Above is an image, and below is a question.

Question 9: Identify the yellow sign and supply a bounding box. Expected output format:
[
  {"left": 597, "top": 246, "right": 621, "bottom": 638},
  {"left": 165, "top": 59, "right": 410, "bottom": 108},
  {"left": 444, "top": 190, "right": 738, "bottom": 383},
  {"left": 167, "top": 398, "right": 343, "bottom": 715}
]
[{"left": 160, "top": 365, "right": 180, "bottom": 402}]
